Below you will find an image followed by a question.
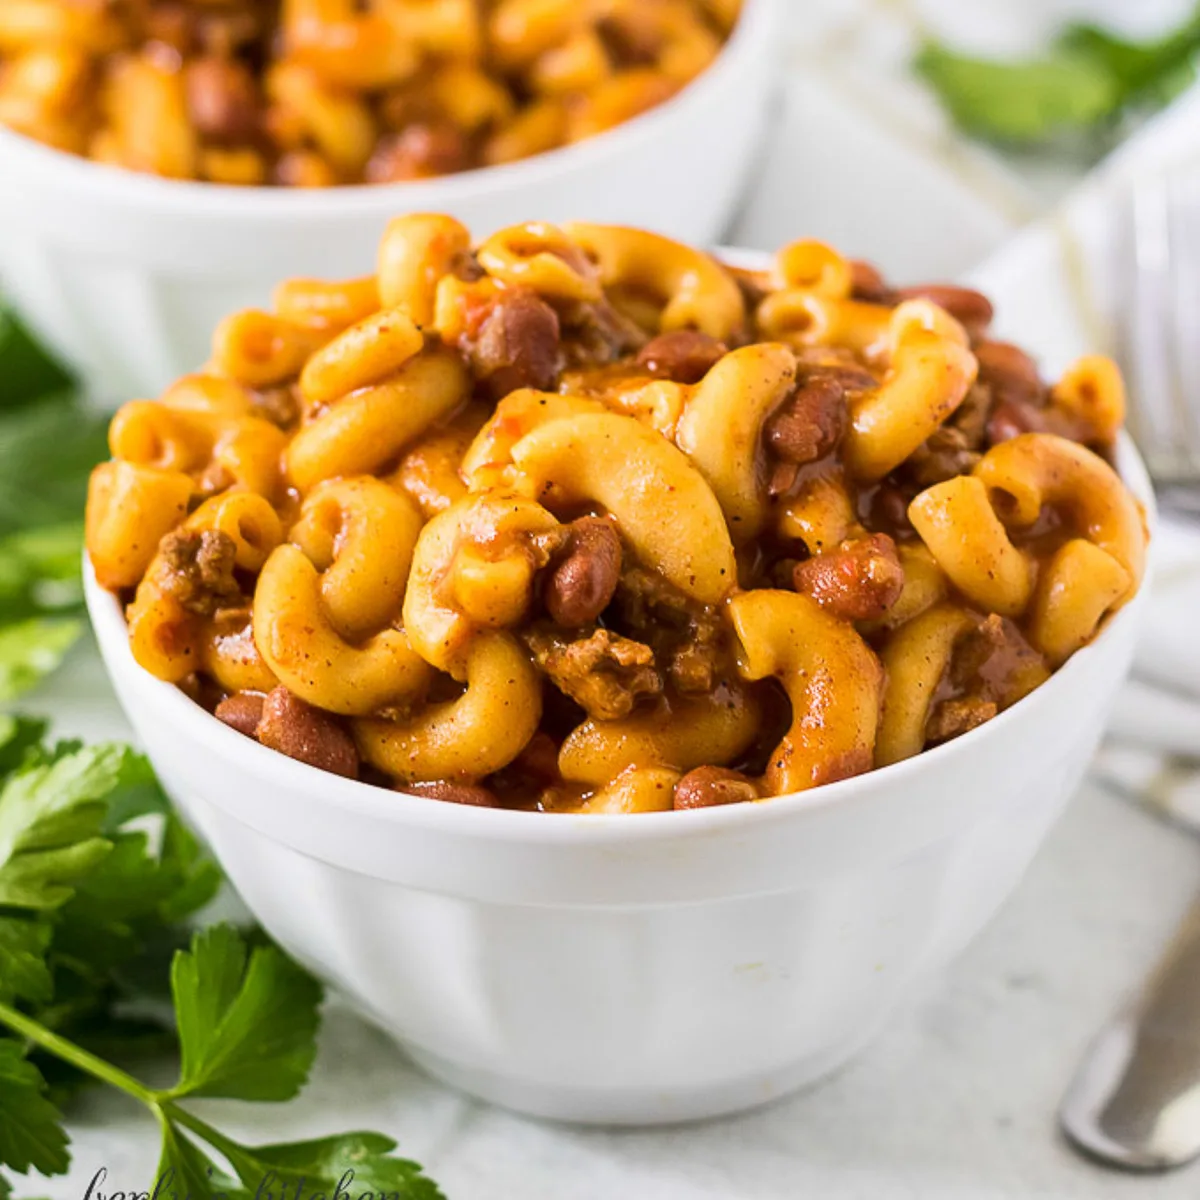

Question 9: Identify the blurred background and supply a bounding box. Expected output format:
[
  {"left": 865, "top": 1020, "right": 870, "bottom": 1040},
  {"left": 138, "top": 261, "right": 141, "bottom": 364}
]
[{"left": 749, "top": 0, "right": 1200, "bottom": 275}]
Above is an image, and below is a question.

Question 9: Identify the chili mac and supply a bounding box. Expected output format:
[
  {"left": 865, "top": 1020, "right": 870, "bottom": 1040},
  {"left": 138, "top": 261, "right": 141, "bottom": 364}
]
[
  {"left": 0, "top": 0, "right": 739, "bottom": 186},
  {"left": 85, "top": 217, "right": 1149, "bottom": 811}
]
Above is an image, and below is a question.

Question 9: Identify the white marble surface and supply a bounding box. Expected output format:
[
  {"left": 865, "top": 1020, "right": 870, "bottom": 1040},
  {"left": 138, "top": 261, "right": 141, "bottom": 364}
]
[
  {"left": 16, "top": 1, "right": 1200, "bottom": 1196},
  {"left": 39, "top": 659, "right": 1200, "bottom": 1199}
]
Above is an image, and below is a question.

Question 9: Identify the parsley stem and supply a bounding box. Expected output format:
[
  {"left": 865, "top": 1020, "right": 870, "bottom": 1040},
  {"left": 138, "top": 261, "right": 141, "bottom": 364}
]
[
  {"left": 162, "top": 1103, "right": 238, "bottom": 1158},
  {"left": 0, "top": 999, "right": 159, "bottom": 1108}
]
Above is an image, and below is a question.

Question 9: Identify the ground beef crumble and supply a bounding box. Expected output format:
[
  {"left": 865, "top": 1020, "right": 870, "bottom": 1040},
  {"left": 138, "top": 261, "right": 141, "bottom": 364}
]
[
  {"left": 157, "top": 529, "right": 241, "bottom": 616},
  {"left": 926, "top": 613, "right": 1049, "bottom": 744},
  {"left": 610, "top": 566, "right": 729, "bottom": 695},
  {"left": 522, "top": 623, "right": 662, "bottom": 721}
]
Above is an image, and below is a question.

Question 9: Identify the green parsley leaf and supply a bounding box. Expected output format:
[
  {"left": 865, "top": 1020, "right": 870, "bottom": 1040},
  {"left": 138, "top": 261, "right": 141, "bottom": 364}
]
[
  {"left": 32, "top": 811, "right": 218, "bottom": 1097},
  {"left": 0, "top": 717, "right": 48, "bottom": 778},
  {"left": 0, "top": 1040, "right": 69, "bottom": 1180},
  {"left": 0, "top": 618, "right": 82, "bottom": 704},
  {"left": 0, "top": 312, "right": 74, "bottom": 414},
  {"left": 0, "top": 1170, "right": 10, "bottom": 1200},
  {"left": 20, "top": 740, "right": 83, "bottom": 770},
  {"left": 52, "top": 818, "right": 219, "bottom": 985},
  {"left": 213, "top": 1131, "right": 446, "bottom": 1200},
  {"left": 0, "top": 740, "right": 218, "bottom": 1100},
  {"left": 0, "top": 524, "right": 85, "bottom": 626},
  {"left": 51, "top": 833, "right": 183, "bottom": 978},
  {"left": 0, "top": 394, "right": 108, "bottom": 540},
  {"left": 155, "top": 1122, "right": 248, "bottom": 1200},
  {"left": 914, "top": 42, "right": 1119, "bottom": 146},
  {"left": 0, "top": 916, "right": 52, "bottom": 1005},
  {"left": 157, "top": 815, "right": 223, "bottom": 924},
  {"left": 915, "top": 5, "right": 1200, "bottom": 150},
  {"left": 0, "top": 309, "right": 94, "bottom": 700},
  {"left": 98, "top": 755, "right": 169, "bottom": 833},
  {"left": 0, "top": 743, "right": 147, "bottom": 911},
  {"left": 168, "top": 925, "right": 322, "bottom": 1102},
  {"left": 1060, "top": 10, "right": 1200, "bottom": 104}
]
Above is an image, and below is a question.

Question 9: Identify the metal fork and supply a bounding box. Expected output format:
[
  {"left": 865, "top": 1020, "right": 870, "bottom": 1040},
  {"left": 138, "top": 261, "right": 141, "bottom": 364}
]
[{"left": 1116, "top": 167, "right": 1200, "bottom": 519}]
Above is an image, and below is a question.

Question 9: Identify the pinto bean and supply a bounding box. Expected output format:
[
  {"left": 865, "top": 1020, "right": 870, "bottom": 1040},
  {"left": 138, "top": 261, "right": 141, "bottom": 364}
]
[
  {"left": 545, "top": 516, "right": 622, "bottom": 627},
  {"left": 793, "top": 348, "right": 877, "bottom": 389},
  {"left": 985, "top": 397, "right": 1090, "bottom": 448},
  {"left": 256, "top": 687, "right": 359, "bottom": 779},
  {"left": 896, "top": 284, "right": 994, "bottom": 338},
  {"left": 792, "top": 532, "right": 904, "bottom": 622},
  {"left": 636, "top": 330, "right": 728, "bottom": 383},
  {"left": 186, "top": 57, "right": 260, "bottom": 144},
  {"left": 365, "top": 123, "right": 470, "bottom": 183},
  {"left": 861, "top": 482, "right": 915, "bottom": 537},
  {"left": 986, "top": 398, "right": 1042, "bottom": 445},
  {"left": 215, "top": 691, "right": 266, "bottom": 738},
  {"left": 974, "top": 339, "right": 1045, "bottom": 414},
  {"left": 463, "top": 287, "right": 562, "bottom": 400},
  {"left": 673, "top": 766, "right": 759, "bottom": 810},
  {"left": 543, "top": 519, "right": 619, "bottom": 621},
  {"left": 764, "top": 376, "right": 847, "bottom": 465},
  {"left": 399, "top": 780, "right": 500, "bottom": 807},
  {"left": 849, "top": 260, "right": 895, "bottom": 304}
]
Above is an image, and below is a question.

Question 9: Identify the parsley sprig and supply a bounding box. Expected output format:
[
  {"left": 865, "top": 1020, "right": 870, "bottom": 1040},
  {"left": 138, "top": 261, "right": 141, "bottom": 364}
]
[
  {"left": 0, "top": 721, "right": 443, "bottom": 1199},
  {"left": 916, "top": 5, "right": 1200, "bottom": 152},
  {"left": 0, "top": 309, "right": 109, "bottom": 702}
]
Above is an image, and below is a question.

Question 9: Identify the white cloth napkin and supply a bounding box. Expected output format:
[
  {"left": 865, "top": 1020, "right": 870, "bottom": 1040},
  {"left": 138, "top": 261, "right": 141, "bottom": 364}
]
[
  {"left": 957, "top": 90, "right": 1200, "bottom": 831},
  {"left": 1095, "top": 520, "right": 1200, "bottom": 828}
]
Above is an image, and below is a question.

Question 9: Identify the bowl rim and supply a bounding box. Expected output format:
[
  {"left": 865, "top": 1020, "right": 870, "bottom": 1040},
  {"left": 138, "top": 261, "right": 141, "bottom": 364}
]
[
  {"left": 0, "top": 0, "right": 776, "bottom": 219},
  {"left": 83, "top": 427, "right": 1156, "bottom": 846}
]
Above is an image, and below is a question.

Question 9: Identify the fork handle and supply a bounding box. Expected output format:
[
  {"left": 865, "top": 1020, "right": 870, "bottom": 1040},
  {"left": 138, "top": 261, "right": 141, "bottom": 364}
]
[{"left": 1061, "top": 892, "right": 1200, "bottom": 1170}]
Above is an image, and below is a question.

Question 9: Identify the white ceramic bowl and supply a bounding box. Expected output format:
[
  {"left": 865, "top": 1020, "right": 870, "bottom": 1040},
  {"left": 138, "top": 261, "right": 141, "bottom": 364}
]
[
  {"left": 0, "top": 0, "right": 778, "bottom": 403},
  {"left": 83, "top": 432, "right": 1154, "bottom": 1126}
]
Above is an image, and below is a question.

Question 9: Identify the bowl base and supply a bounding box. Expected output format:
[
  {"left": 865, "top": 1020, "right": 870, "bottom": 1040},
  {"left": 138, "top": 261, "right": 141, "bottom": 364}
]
[{"left": 399, "top": 1027, "right": 885, "bottom": 1127}]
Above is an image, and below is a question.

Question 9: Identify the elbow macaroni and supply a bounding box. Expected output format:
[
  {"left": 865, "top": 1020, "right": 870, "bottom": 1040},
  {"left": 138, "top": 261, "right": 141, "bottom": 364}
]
[
  {"left": 562, "top": 223, "right": 747, "bottom": 340},
  {"left": 86, "top": 218, "right": 1149, "bottom": 812},
  {"left": 729, "top": 590, "right": 882, "bottom": 794},
  {"left": 675, "top": 343, "right": 797, "bottom": 540},
  {"left": 511, "top": 411, "right": 738, "bottom": 604}
]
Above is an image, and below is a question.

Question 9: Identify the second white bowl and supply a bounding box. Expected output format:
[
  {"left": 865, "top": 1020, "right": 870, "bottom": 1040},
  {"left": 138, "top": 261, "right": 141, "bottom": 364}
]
[{"left": 0, "top": 0, "right": 779, "bottom": 403}]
